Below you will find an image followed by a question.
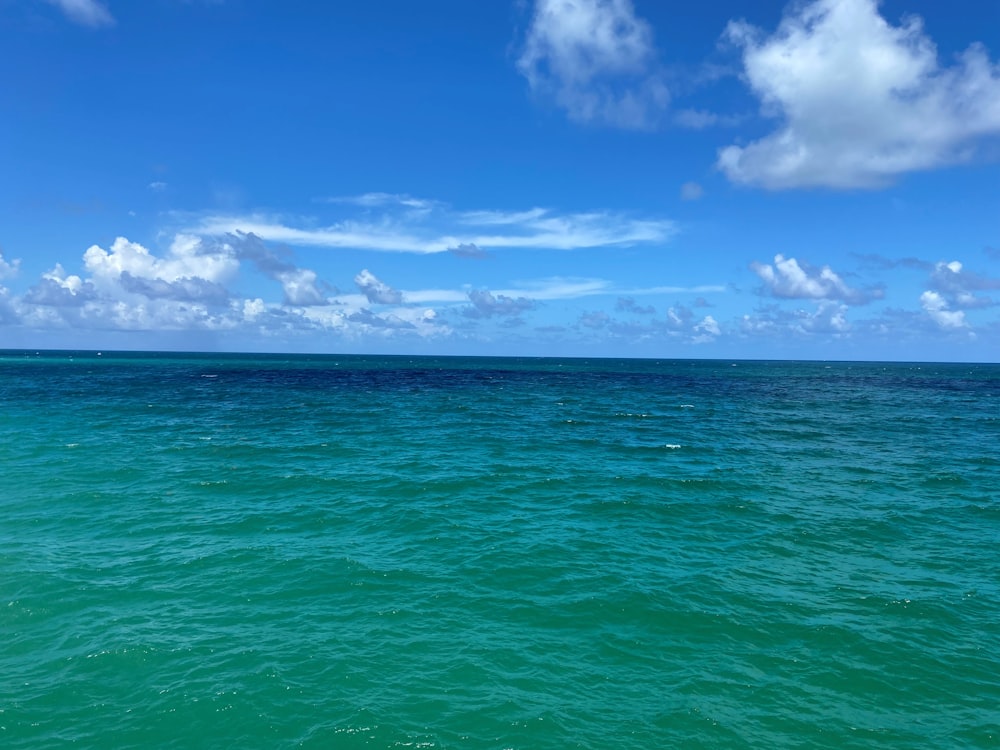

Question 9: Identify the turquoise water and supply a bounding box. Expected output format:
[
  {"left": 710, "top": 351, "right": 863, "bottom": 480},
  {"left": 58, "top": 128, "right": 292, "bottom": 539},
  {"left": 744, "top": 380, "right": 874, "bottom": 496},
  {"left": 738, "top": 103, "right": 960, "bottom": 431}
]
[{"left": 1, "top": 351, "right": 998, "bottom": 748}]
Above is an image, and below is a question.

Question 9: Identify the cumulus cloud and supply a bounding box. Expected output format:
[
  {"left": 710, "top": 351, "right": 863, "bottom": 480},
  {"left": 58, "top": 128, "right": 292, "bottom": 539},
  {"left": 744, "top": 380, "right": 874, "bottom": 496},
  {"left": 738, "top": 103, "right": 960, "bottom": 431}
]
[
  {"left": 10, "top": 234, "right": 334, "bottom": 335},
  {"left": 23, "top": 265, "right": 96, "bottom": 307},
  {"left": 84, "top": 235, "right": 238, "bottom": 290},
  {"left": 751, "top": 254, "right": 880, "bottom": 304},
  {"left": 9, "top": 236, "right": 244, "bottom": 332},
  {"left": 463, "top": 289, "right": 536, "bottom": 319},
  {"left": 274, "top": 268, "right": 327, "bottom": 306},
  {"left": 46, "top": 0, "right": 114, "bottom": 27},
  {"left": 740, "top": 301, "right": 851, "bottom": 336},
  {"left": 2, "top": 233, "right": 461, "bottom": 343},
  {"left": 0, "top": 251, "right": 20, "bottom": 280},
  {"left": 118, "top": 272, "right": 229, "bottom": 304},
  {"left": 355, "top": 269, "right": 403, "bottom": 305},
  {"left": 693, "top": 314, "right": 721, "bottom": 337},
  {"left": 928, "top": 260, "right": 1000, "bottom": 308},
  {"left": 228, "top": 232, "right": 331, "bottom": 306},
  {"left": 920, "top": 290, "right": 967, "bottom": 329},
  {"left": 719, "top": 0, "right": 1000, "bottom": 189},
  {"left": 572, "top": 303, "right": 724, "bottom": 345},
  {"left": 517, "top": 0, "right": 669, "bottom": 129}
]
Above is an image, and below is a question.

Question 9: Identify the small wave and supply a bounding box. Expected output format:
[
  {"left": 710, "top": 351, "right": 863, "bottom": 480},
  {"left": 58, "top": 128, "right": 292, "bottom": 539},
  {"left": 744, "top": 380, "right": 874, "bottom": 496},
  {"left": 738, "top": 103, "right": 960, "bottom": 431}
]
[{"left": 664, "top": 444, "right": 681, "bottom": 449}]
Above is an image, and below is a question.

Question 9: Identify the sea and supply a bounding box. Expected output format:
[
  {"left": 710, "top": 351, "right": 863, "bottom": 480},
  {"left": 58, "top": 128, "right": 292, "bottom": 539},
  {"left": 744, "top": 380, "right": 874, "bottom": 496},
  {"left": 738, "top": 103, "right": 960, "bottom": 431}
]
[{"left": 1, "top": 350, "right": 998, "bottom": 749}]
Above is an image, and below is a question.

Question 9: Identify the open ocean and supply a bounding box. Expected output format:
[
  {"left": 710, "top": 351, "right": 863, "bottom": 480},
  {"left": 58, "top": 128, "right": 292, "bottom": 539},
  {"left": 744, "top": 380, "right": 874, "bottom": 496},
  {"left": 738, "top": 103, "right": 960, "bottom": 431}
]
[{"left": 1, "top": 350, "right": 998, "bottom": 749}]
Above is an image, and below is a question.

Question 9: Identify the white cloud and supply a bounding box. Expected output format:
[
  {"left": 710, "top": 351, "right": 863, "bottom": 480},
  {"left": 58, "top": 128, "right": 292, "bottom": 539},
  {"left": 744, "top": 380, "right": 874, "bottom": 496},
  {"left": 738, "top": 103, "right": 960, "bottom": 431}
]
[
  {"left": 627, "top": 283, "right": 726, "bottom": 295},
  {"left": 739, "top": 301, "right": 852, "bottom": 337},
  {"left": 243, "top": 298, "right": 266, "bottom": 321},
  {"left": 46, "top": 0, "right": 114, "bottom": 27},
  {"left": 225, "top": 231, "right": 332, "bottom": 305},
  {"left": 23, "top": 265, "right": 95, "bottom": 307},
  {"left": 920, "top": 290, "right": 967, "bottom": 329},
  {"left": 395, "top": 288, "right": 468, "bottom": 304},
  {"left": 928, "top": 260, "right": 1000, "bottom": 308},
  {"left": 720, "top": 0, "right": 1000, "bottom": 189},
  {"left": 333, "top": 276, "right": 722, "bottom": 309},
  {"left": 323, "top": 193, "right": 438, "bottom": 211},
  {"left": 195, "top": 215, "right": 433, "bottom": 253},
  {"left": 0, "top": 252, "right": 20, "bottom": 279},
  {"left": 148, "top": 181, "right": 167, "bottom": 191},
  {"left": 572, "top": 302, "right": 722, "bottom": 345},
  {"left": 517, "top": 0, "right": 669, "bottom": 129},
  {"left": 84, "top": 235, "right": 238, "bottom": 289},
  {"left": 694, "top": 314, "right": 720, "bottom": 337},
  {"left": 193, "top": 205, "right": 676, "bottom": 254},
  {"left": 355, "top": 269, "right": 402, "bottom": 305},
  {"left": 690, "top": 314, "right": 722, "bottom": 344},
  {"left": 277, "top": 268, "right": 327, "bottom": 306},
  {"left": 497, "top": 276, "right": 610, "bottom": 300},
  {"left": 751, "top": 254, "right": 878, "bottom": 304},
  {"left": 458, "top": 208, "right": 549, "bottom": 226}
]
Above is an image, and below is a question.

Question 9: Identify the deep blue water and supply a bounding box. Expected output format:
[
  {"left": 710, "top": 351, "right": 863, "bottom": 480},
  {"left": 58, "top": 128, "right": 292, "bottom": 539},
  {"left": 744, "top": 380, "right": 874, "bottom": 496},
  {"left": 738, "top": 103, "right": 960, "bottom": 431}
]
[{"left": 1, "top": 351, "right": 998, "bottom": 748}]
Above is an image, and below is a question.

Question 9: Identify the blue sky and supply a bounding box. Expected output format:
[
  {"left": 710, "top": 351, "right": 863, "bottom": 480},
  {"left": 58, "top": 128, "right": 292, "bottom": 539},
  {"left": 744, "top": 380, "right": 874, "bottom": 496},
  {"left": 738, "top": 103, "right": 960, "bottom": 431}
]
[{"left": 1, "top": 0, "right": 998, "bottom": 360}]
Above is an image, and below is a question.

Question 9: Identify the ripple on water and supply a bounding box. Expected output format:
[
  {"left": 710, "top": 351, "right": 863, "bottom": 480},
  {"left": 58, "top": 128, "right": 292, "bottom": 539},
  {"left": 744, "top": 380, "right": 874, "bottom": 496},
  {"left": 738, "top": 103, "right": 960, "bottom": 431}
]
[{"left": 1, "top": 355, "right": 999, "bottom": 749}]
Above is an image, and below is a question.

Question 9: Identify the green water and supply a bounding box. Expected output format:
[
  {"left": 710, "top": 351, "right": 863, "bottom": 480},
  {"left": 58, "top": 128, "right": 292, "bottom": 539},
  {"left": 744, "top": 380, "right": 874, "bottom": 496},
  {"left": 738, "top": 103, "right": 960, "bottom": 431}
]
[{"left": 1, "top": 352, "right": 998, "bottom": 748}]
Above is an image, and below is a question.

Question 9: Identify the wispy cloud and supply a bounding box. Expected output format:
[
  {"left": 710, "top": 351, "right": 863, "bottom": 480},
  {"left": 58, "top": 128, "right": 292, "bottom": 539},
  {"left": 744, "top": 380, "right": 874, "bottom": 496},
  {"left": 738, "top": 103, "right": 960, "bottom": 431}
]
[
  {"left": 190, "top": 202, "right": 677, "bottom": 254},
  {"left": 673, "top": 109, "right": 742, "bottom": 130},
  {"left": 46, "top": 0, "right": 115, "bottom": 28},
  {"left": 321, "top": 192, "right": 439, "bottom": 211},
  {"left": 679, "top": 182, "right": 704, "bottom": 201}
]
